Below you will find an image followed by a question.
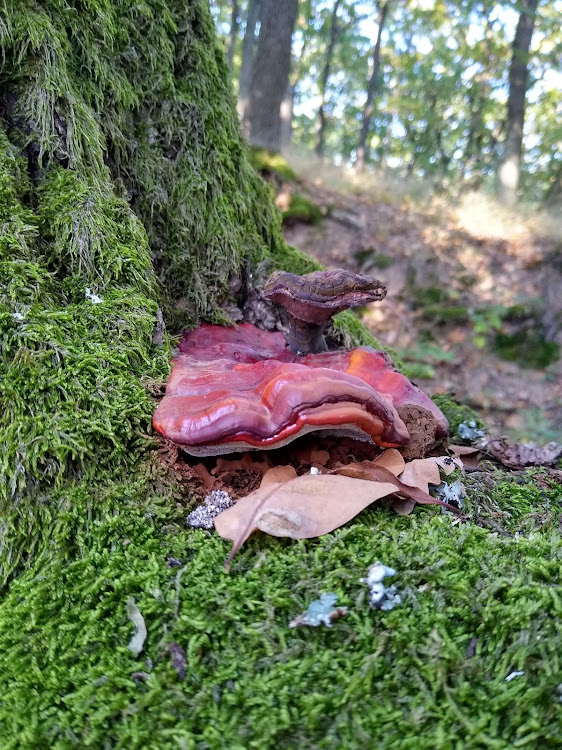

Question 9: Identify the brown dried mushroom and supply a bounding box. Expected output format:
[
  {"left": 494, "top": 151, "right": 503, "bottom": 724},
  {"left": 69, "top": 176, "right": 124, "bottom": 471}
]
[{"left": 264, "top": 269, "right": 387, "bottom": 355}]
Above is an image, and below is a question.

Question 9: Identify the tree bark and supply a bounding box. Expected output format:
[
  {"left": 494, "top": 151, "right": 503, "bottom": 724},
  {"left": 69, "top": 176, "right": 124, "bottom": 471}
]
[
  {"left": 543, "top": 159, "right": 562, "bottom": 208},
  {"left": 461, "top": 4, "right": 494, "bottom": 184},
  {"left": 497, "top": 0, "right": 538, "bottom": 206},
  {"left": 315, "top": 0, "right": 342, "bottom": 159},
  {"left": 280, "top": 0, "right": 314, "bottom": 151},
  {"left": 237, "top": 0, "right": 261, "bottom": 122},
  {"left": 246, "top": 0, "right": 299, "bottom": 152},
  {"left": 280, "top": 82, "right": 294, "bottom": 150},
  {"left": 356, "top": 1, "right": 389, "bottom": 172},
  {"left": 227, "top": 0, "right": 240, "bottom": 69}
]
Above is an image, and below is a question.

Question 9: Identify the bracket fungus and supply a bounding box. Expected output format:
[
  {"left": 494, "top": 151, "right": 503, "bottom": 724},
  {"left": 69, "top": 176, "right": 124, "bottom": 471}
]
[
  {"left": 153, "top": 322, "right": 448, "bottom": 456},
  {"left": 264, "top": 269, "right": 387, "bottom": 355}
]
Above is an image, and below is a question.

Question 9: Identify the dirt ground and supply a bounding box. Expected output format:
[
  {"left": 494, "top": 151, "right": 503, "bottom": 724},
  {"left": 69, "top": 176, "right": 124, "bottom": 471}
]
[{"left": 282, "top": 179, "right": 562, "bottom": 443}]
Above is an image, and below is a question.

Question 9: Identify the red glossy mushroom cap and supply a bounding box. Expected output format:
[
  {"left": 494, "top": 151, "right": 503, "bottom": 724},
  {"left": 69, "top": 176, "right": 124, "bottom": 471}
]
[
  {"left": 153, "top": 324, "right": 449, "bottom": 456},
  {"left": 264, "top": 269, "right": 387, "bottom": 324}
]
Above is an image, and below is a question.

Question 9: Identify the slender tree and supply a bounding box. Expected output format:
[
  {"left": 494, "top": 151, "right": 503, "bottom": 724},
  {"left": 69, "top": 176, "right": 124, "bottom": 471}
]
[
  {"left": 246, "top": 0, "right": 299, "bottom": 151},
  {"left": 238, "top": 0, "right": 262, "bottom": 121},
  {"left": 356, "top": 0, "right": 389, "bottom": 172},
  {"left": 315, "top": 0, "right": 342, "bottom": 158},
  {"left": 280, "top": 0, "right": 314, "bottom": 150},
  {"left": 461, "top": 2, "right": 495, "bottom": 185},
  {"left": 227, "top": 0, "right": 240, "bottom": 68},
  {"left": 497, "top": 0, "right": 539, "bottom": 206}
]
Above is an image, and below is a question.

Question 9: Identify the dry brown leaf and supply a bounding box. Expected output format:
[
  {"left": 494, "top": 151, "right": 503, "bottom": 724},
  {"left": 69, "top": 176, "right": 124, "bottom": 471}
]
[
  {"left": 260, "top": 465, "right": 298, "bottom": 487},
  {"left": 486, "top": 438, "right": 562, "bottom": 470},
  {"left": 310, "top": 449, "right": 330, "bottom": 467},
  {"left": 449, "top": 445, "right": 481, "bottom": 456},
  {"left": 431, "top": 455, "right": 463, "bottom": 475},
  {"left": 449, "top": 445, "right": 483, "bottom": 470},
  {"left": 373, "top": 448, "right": 406, "bottom": 476},
  {"left": 399, "top": 458, "right": 442, "bottom": 494},
  {"left": 215, "top": 474, "right": 399, "bottom": 568},
  {"left": 393, "top": 456, "right": 461, "bottom": 515},
  {"left": 215, "top": 469, "right": 460, "bottom": 568}
]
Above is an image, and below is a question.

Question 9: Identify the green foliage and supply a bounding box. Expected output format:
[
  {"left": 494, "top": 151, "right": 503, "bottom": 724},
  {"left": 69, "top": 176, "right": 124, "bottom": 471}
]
[
  {"left": 0, "top": 470, "right": 561, "bottom": 748},
  {"left": 422, "top": 304, "right": 470, "bottom": 323},
  {"left": 218, "top": 0, "right": 561, "bottom": 202},
  {"left": 470, "top": 305, "right": 507, "bottom": 349},
  {"left": 495, "top": 328, "right": 560, "bottom": 369}
]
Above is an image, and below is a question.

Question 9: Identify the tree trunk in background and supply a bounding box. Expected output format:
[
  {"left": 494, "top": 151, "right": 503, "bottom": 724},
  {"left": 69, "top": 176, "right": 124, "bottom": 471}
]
[
  {"left": 497, "top": 0, "right": 538, "bottom": 206},
  {"left": 280, "top": 0, "right": 314, "bottom": 151},
  {"left": 237, "top": 0, "right": 261, "bottom": 122},
  {"left": 356, "top": 1, "right": 389, "bottom": 172},
  {"left": 246, "top": 0, "right": 299, "bottom": 152},
  {"left": 227, "top": 0, "right": 240, "bottom": 68},
  {"left": 543, "top": 160, "right": 562, "bottom": 209},
  {"left": 315, "top": 0, "right": 342, "bottom": 159},
  {"left": 461, "top": 4, "right": 493, "bottom": 185},
  {"left": 280, "top": 83, "right": 294, "bottom": 150}
]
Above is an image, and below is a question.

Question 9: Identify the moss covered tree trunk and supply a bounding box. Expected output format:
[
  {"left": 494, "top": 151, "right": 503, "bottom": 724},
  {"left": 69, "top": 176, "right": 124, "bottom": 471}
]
[{"left": 0, "top": 0, "right": 324, "bottom": 578}]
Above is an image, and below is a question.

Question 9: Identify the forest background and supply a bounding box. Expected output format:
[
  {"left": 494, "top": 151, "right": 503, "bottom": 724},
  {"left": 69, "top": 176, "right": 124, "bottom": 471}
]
[
  {"left": 211, "top": 0, "right": 561, "bottom": 443},
  {"left": 212, "top": 0, "right": 561, "bottom": 207}
]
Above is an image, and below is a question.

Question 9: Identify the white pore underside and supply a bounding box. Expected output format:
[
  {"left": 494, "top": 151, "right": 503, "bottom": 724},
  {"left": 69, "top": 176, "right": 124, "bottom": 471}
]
[{"left": 180, "top": 423, "right": 375, "bottom": 457}]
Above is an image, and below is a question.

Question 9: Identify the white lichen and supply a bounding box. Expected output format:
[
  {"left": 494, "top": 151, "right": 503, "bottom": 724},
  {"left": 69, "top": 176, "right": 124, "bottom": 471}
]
[
  {"left": 361, "top": 562, "right": 402, "bottom": 611},
  {"left": 186, "top": 490, "right": 235, "bottom": 530},
  {"left": 85, "top": 287, "right": 103, "bottom": 304}
]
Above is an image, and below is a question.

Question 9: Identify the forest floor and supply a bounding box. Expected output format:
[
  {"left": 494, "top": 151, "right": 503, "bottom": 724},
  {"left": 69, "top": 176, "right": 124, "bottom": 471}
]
[{"left": 279, "top": 166, "right": 562, "bottom": 444}]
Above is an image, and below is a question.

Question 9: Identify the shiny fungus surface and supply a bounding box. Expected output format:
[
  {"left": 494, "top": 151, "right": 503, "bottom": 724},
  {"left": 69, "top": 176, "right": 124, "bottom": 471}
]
[{"left": 153, "top": 323, "right": 448, "bottom": 456}]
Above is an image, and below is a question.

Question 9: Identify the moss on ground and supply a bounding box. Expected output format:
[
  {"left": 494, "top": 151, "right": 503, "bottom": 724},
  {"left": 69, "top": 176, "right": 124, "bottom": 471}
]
[
  {"left": 282, "top": 193, "right": 323, "bottom": 225},
  {"left": 0, "top": 470, "right": 561, "bottom": 748},
  {"left": 249, "top": 146, "right": 298, "bottom": 181},
  {"left": 495, "top": 328, "right": 560, "bottom": 369},
  {"left": 431, "top": 394, "right": 484, "bottom": 436}
]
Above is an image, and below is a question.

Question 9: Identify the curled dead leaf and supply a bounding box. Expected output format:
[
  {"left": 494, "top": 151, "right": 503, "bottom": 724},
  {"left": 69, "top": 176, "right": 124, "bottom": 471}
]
[
  {"left": 486, "top": 438, "right": 562, "bottom": 470},
  {"left": 215, "top": 466, "right": 460, "bottom": 568},
  {"left": 260, "top": 465, "right": 298, "bottom": 487}
]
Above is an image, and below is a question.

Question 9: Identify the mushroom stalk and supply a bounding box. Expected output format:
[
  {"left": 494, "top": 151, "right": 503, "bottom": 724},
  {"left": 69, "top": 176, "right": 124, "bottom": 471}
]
[
  {"left": 285, "top": 315, "right": 328, "bottom": 355},
  {"left": 264, "top": 269, "right": 387, "bottom": 357}
]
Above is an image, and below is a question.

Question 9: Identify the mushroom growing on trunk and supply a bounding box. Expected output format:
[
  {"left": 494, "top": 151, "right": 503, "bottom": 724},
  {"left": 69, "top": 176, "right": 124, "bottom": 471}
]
[
  {"left": 264, "top": 269, "right": 386, "bottom": 355},
  {"left": 153, "top": 323, "right": 448, "bottom": 456}
]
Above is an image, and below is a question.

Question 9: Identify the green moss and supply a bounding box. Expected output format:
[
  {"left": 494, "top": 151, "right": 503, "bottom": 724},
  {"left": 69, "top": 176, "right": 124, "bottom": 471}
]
[
  {"left": 354, "top": 249, "right": 394, "bottom": 270},
  {"left": 431, "top": 393, "right": 484, "bottom": 436},
  {"left": 422, "top": 304, "right": 470, "bottom": 323},
  {"left": 0, "top": 471, "right": 561, "bottom": 748},
  {"left": 0, "top": 126, "right": 171, "bottom": 580},
  {"left": 465, "top": 469, "right": 562, "bottom": 535},
  {"left": 495, "top": 329, "right": 560, "bottom": 369},
  {"left": 402, "top": 362, "right": 436, "bottom": 379},
  {"left": 398, "top": 345, "right": 455, "bottom": 381},
  {"left": 282, "top": 193, "right": 323, "bottom": 225},
  {"left": 413, "top": 286, "right": 460, "bottom": 307},
  {"left": 4, "top": 4, "right": 556, "bottom": 746},
  {"left": 249, "top": 146, "right": 298, "bottom": 181}
]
